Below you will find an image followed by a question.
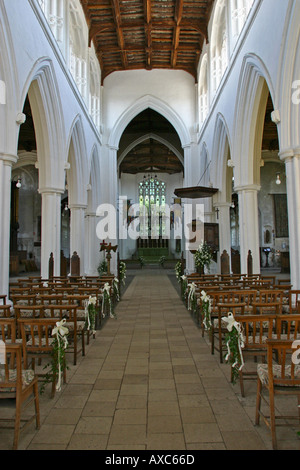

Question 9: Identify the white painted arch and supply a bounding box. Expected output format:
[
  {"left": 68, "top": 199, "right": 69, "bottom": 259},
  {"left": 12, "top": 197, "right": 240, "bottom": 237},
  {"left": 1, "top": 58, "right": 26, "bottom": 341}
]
[{"left": 108, "top": 94, "right": 191, "bottom": 151}]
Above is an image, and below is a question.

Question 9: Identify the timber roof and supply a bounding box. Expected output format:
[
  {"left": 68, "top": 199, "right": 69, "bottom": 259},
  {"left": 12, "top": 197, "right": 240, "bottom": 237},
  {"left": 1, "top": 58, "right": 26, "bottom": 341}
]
[{"left": 80, "top": 0, "right": 215, "bottom": 83}]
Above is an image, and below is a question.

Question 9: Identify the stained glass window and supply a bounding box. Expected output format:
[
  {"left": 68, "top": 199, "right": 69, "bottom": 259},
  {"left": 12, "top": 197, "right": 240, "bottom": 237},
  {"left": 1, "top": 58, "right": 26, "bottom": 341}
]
[{"left": 139, "top": 177, "right": 166, "bottom": 238}]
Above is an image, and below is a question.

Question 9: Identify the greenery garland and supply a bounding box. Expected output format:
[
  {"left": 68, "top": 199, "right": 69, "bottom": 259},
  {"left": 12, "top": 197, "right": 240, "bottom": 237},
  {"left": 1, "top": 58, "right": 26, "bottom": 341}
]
[
  {"left": 175, "top": 261, "right": 183, "bottom": 282},
  {"left": 41, "top": 319, "right": 69, "bottom": 394},
  {"left": 222, "top": 313, "right": 245, "bottom": 385},
  {"left": 181, "top": 275, "right": 188, "bottom": 301},
  {"left": 85, "top": 296, "right": 97, "bottom": 334},
  {"left": 200, "top": 290, "right": 212, "bottom": 331},
  {"left": 119, "top": 261, "right": 127, "bottom": 286},
  {"left": 187, "top": 282, "right": 197, "bottom": 314},
  {"left": 101, "top": 283, "right": 116, "bottom": 319},
  {"left": 159, "top": 255, "right": 167, "bottom": 267}
]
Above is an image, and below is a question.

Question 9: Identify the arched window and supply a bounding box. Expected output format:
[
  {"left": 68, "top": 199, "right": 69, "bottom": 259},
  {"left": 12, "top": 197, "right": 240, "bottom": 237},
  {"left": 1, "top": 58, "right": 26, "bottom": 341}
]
[
  {"left": 198, "top": 54, "right": 208, "bottom": 124},
  {"left": 38, "top": 0, "right": 64, "bottom": 52},
  {"left": 231, "top": 0, "right": 255, "bottom": 40},
  {"left": 139, "top": 177, "right": 166, "bottom": 238},
  {"left": 211, "top": 0, "right": 228, "bottom": 94},
  {"left": 89, "top": 49, "right": 101, "bottom": 129},
  {"left": 69, "top": 0, "right": 88, "bottom": 100}
]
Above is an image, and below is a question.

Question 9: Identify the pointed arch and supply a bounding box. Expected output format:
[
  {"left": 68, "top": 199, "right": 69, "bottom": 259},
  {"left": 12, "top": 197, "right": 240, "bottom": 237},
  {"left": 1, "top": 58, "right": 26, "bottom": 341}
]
[
  {"left": 87, "top": 144, "right": 101, "bottom": 213},
  {"left": 66, "top": 115, "right": 88, "bottom": 207},
  {"left": 118, "top": 133, "right": 184, "bottom": 168},
  {"left": 233, "top": 54, "right": 275, "bottom": 187},
  {"left": 21, "top": 57, "right": 66, "bottom": 191},
  {"left": 0, "top": 2, "right": 19, "bottom": 155},
  {"left": 211, "top": 113, "right": 232, "bottom": 201},
  {"left": 108, "top": 94, "right": 190, "bottom": 151}
]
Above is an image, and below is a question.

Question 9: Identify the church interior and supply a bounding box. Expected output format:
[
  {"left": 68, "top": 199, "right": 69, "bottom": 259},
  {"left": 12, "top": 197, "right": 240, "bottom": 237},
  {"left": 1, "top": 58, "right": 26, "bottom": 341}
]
[{"left": 0, "top": 0, "right": 300, "bottom": 451}]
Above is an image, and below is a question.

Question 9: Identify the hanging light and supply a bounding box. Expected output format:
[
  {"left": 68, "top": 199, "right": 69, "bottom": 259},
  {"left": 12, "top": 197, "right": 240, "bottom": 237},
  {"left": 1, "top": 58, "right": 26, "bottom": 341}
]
[
  {"left": 276, "top": 172, "right": 281, "bottom": 185},
  {"left": 16, "top": 178, "right": 21, "bottom": 189}
]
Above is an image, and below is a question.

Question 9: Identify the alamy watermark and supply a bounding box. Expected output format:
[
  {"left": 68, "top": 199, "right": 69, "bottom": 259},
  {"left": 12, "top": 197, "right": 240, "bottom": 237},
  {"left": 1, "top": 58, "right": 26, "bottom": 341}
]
[
  {"left": 0, "top": 340, "right": 6, "bottom": 365},
  {"left": 95, "top": 197, "right": 204, "bottom": 251},
  {"left": 292, "top": 80, "right": 300, "bottom": 105}
]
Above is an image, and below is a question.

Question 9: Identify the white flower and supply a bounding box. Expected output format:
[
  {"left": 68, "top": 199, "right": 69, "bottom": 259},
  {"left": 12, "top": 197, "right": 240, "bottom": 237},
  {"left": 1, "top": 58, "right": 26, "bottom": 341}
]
[
  {"left": 88, "top": 296, "right": 97, "bottom": 305},
  {"left": 52, "top": 318, "right": 69, "bottom": 338}
]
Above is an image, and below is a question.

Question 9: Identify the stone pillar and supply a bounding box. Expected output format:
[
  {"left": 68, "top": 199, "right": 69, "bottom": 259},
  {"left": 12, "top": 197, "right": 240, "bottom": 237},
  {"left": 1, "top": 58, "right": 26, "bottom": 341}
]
[
  {"left": 236, "top": 184, "right": 261, "bottom": 275},
  {"left": 0, "top": 153, "right": 17, "bottom": 299},
  {"left": 280, "top": 151, "right": 300, "bottom": 289},
  {"left": 39, "top": 189, "right": 63, "bottom": 279},
  {"left": 85, "top": 211, "right": 98, "bottom": 275},
  {"left": 215, "top": 202, "right": 232, "bottom": 272},
  {"left": 69, "top": 204, "right": 87, "bottom": 275}
]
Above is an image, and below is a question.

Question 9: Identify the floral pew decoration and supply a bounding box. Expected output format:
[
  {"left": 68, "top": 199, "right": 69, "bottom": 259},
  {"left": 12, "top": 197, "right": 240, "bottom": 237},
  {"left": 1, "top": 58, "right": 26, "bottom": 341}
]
[
  {"left": 119, "top": 261, "right": 127, "bottom": 286},
  {"left": 200, "top": 290, "right": 212, "bottom": 333},
  {"left": 41, "top": 319, "right": 69, "bottom": 394},
  {"left": 113, "top": 277, "right": 120, "bottom": 303},
  {"left": 186, "top": 281, "right": 198, "bottom": 316},
  {"left": 175, "top": 261, "right": 183, "bottom": 283},
  {"left": 180, "top": 275, "right": 188, "bottom": 301},
  {"left": 101, "top": 283, "right": 116, "bottom": 319},
  {"left": 222, "top": 312, "right": 245, "bottom": 385},
  {"left": 84, "top": 296, "right": 97, "bottom": 337}
]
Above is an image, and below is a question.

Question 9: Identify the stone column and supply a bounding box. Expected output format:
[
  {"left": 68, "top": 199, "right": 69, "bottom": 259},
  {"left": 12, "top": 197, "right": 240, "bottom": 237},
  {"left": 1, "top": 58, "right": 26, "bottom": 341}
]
[
  {"left": 39, "top": 188, "right": 63, "bottom": 279},
  {"left": 236, "top": 184, "right": 261, "bottom": 275},
  {"left": 69, "top": 204, "right": 87, "bottom": 275},
  {"left": 84, "top": 211, "right": 98, "bottom": 275},
  {"left": 280, "top": 150, "right": 300, "bottom": 289},
  {"left": 216, "top": 202, "right": 232, "bottom": 271},
  {"left": 0, "top": 153, "right": 17, "bottom": 299}
]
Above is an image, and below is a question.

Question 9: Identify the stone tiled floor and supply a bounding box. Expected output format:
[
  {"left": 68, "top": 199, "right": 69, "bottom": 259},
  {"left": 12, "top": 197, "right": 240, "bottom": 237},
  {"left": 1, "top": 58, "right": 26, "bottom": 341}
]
[{"left": 1, "top": 269, "right": 299, "bottom": 450}]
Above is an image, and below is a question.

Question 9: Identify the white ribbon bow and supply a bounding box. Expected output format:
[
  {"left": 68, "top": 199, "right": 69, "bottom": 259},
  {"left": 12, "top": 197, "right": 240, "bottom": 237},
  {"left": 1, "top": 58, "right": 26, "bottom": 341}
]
[
  {"left": 101, "top": 283, "right": 112, "bottom": 318},
  {"left": 222, "top": 312, "right": 245, "bottom": 370},
  {"left": 84, "top": 296, "right": 97, "bottom": 333},
  {"left": 201, "top": 291, "right": 212, "bottom": 330},
  {"left": 187, "top": 282, "right": 197, "bottom": 311},
  {"left": 52, "top": 319, "right": 69, "bottom": 391}
]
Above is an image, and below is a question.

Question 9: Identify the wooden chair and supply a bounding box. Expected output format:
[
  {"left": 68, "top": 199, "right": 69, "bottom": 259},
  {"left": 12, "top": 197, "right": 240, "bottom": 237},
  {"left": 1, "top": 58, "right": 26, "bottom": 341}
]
[
  {"left": 42, "top": 305, "right": 85, "bottom": 365},
  {"left": 65, "top": 294, "right": 97, "bottom": 343},
  {"left": 258, "top": 290, "right": 284, "bottom": 313},
  {"left": 11, "top": 294, "right": 37, "bottom": 306},
  {"left": 286, "top": 290, "right": 300, "bottom": 314},
  {"left": 0, "top": 343, "right": 40, "bottom": 449},
  {"left": 0, "top": 318, "right": 17, "bottom": 344},
  {"left": 255, "top": 339, "right": 300, "bottom": 449},
  {"left": 211, "top": 302, "right": 246, "bottom": 363},
  {"left": 234, "top": 314, "right": 277, "bottom": 397},
  {"left": 0, "top": 294, "right": 7, "bottom": 305},
  {"left": 18, "top": 318, "right": 62, "bottom": 398},
  {"left": 0, "top": 305, "right": 12, "bottom": 318}
]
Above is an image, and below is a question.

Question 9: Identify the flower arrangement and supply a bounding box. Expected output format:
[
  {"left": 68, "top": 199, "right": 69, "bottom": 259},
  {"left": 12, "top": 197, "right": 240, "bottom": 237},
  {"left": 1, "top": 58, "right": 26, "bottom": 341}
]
[
  {"left": 187, "top": 282, "right": 197, "bottom": 314},
  {"left": 119, "top": 261, "right": 127, "bottom": 286},
  {"left": 175, "top": 261, "right": 183, "bottom": 283},
  {"left": 138, "top": 256, "right": 145, "bottom": 267},
  {"left": 222, "top": 312, "right": 245, "bottom": 384},
  {"left": 101, "top": 282, "right": 116, "bottom": 319},
  {"left": 200, "top": 290, "right": 212, "bottom": 331},
  {"left": 41, "top": 319, "right": 69, "bottom": 394},
  {"left": 180, "top": 275, "right": 188, "bottom": 300},
  {"left": 113, "top": 277, "right": 120, "bottom": 302},
  {"left": 97, "top": 259, "right": 108, "bottom": 277},
  {"left": 194, "top": 241, "right": 212, "bottom": 271},
  {"left": 159, "top": 255, "right": 166, "bottom": 267},
  {"left": 85, "top": 296, "right": 97, "bottom": 335}
]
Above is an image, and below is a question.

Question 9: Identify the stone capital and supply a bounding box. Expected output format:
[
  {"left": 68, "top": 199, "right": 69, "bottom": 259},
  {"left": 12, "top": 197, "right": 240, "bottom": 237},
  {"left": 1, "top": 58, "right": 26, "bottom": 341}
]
[{"left": 0, "top": 153, "right": 18, "bottom": 165}]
